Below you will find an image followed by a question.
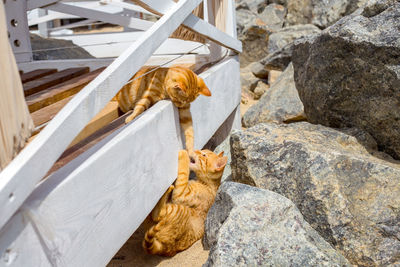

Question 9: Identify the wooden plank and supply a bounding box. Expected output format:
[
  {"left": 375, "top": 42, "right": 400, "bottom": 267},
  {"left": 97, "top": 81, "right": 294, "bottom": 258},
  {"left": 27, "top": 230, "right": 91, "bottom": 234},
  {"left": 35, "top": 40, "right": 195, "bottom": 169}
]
[
  {"left": 48, "top": 111, "right": 128, "bottom": 174},
  {"left": 0, "top": 0, "right": 202, "bottom": 231},
  {"left": 136, "top": 0, "right": 242, "bottom": 53},
  {"left": 17, "top": 55, "right": 208, "bottom": 73},
  {"left": 31, "top": 96, "right": 73, "bottom": 127},
  {"left": 45, "top": 2, "right": 153, "bottom": 31},
  {"left": 20, "top": 69, "right": 57, "bottom": 83},
  {"left": 26, "top": 68, "right": 105, "bottom": 113},
  {"left": 23, "top": 67, "right": 89, "bottom": 96},
  {"left": 27, "top": 0, "right": 59, "bottom": 10},
  {"left": 0, "top": 57, "right": 241, "bottom": 266},
  {"left": 69, "top": 101, "right": 119, "bottom": 147}
]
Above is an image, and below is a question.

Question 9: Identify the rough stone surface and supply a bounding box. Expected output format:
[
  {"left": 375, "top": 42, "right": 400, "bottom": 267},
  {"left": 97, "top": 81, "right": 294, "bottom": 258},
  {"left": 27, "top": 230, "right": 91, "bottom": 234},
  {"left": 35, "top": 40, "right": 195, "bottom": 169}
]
[
  {"left": 292, "top": 0, "right": 400, "bottom": 159},
  {"left": 261, "top": 42, "right": 293, "bottom": 71},
  {"left": 31, "top": 34, "right": 94, "bottom": 60},
  {"left": 230, "top": 122, "right": 400, "bottom": 266},
  {"left": 242, "top": 63, "right": 305, "bottom": 127},
  {"left": 250, "top": 61, "right": 268, "bottom": 79},
  {"left": 240, "top": 66, "right": 259, "bottom": 94},
  {"left": 213, "top": 135, "right": 232, "bottom": 183},
  {"left": 203, "top": 182, "right": 351, "bottom": 267},
  {"left": 285, "top": 0, "right": 368, "bottom": 28},
  {"left": 253, "top": 80, "right": 269, "bottom": 100},
  {"left": 267, "top": 24, "right": 320, "bottom": 54},
  {"left": 239, "top": 25, "right": 270, "bottom": 66},
  {"left": 257, "top": 3, "right": 287, "bottom": 31}
]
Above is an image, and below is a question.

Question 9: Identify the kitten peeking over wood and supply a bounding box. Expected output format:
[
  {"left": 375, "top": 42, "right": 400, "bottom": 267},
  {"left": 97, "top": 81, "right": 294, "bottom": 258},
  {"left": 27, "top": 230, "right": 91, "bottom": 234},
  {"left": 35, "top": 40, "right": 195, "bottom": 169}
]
[
  {"left": 116, "top": 66, "right": 211, "bottom": 156},
  {"left": 143, "top": 149, "right": 227, "bottom": 257}
]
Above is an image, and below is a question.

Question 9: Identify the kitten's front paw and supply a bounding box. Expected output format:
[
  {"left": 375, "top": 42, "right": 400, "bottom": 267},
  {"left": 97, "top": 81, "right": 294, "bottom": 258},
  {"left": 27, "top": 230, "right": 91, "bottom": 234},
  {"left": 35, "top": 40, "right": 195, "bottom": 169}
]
[
  {"left": 125, "top": 115, "right": 134, "bottom": 124},
  {"left": 167, "top": 185, "right": 175, "bottom": 193},
  {"left": 178, "top": 150, "right": 189, "bottom": 164}
]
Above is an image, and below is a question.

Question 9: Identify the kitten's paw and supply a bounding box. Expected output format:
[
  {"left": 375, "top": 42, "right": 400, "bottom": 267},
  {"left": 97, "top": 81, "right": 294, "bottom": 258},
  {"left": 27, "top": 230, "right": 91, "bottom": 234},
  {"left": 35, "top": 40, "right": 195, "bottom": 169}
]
[
  {"left": 125, "top": 115, "right": 134, "bottom": 124},
  {"left": 167, "top": 185, "right": 175, "bottom": 193},
  {"left": 178, "top": 150, "right": 189, "bottom": 165}
]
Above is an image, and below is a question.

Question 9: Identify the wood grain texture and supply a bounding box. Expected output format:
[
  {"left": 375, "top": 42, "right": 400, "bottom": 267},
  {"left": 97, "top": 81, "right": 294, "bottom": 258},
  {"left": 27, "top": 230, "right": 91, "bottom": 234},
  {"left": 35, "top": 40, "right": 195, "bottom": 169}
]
[
  {"left": 30, "top": 96, "right": 73, "bottom": 127},
  {"left": 23, "top": 67, "right": 89, "bottom": 96},
  {"left": 20, "top": 69, "right": 57, "bottom": 83},
  {"left": 0, "top": 0, "right": 202, "bottom": 231},
  {"left": 0, "top": 57, "right": 241, "bottom": 267},
  {"left": 26, "top": 67, "right": 105, "bottom": 113},
  {"left": 69, "top": 101, "right": 119, "bottom": 147}
]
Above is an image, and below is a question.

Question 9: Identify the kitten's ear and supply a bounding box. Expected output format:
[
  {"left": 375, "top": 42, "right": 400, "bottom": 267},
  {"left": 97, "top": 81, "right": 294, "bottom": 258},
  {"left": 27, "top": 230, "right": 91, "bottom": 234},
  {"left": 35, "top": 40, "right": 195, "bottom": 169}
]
[
  {"left": 197, "top": 77, "right": 211, "bottom": 96},
  {"left": 218, "top": 151, "right": 224, "bottom": 157},
  {"left": 215, "top": 156, "right": 228, "bottom": 172}
]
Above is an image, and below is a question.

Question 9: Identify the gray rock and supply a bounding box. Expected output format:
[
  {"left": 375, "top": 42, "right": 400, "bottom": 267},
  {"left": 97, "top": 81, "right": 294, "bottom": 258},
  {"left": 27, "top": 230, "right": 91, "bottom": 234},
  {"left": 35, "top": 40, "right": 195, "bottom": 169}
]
[
  {"left": 242, "top": 63, "right": 306, "bottom": 127},
  {"left": 230, "top": 122, "right": 400, "bottom": 266},
  {"left": 203, "top": 182, "right": 351, "bottom": 267},
  {"left": 253, "top": 80, "right": 269, "bottom": 100},
  {"left": 285, "top": 0, "right": 368, "bottom": 28},
  {"left": 258, "top": 3, "right": 287, "bottom": 31},
  {"left": 267, "top": 24, "right": 320, "bottom": 54},
  {"left": 240, "top": 67, "right": 259, "bottom": 93},
  {"left": 292, "top": 0, "right": 400, "bottom": 159},
  {"left": 239, "top": 25, "right": 271, "bottom": 67},
  {"left": 261, "top": 42, "right": 293, "bottom": 71},
  {"left": 31, "top": 34, "right": 94, "bottom": 60},
  {"left": 213, "top": 135, "right": 233, "bottom": 184},
  {"left": 250, "top": 61, "right": 268, "bottom": 79}
]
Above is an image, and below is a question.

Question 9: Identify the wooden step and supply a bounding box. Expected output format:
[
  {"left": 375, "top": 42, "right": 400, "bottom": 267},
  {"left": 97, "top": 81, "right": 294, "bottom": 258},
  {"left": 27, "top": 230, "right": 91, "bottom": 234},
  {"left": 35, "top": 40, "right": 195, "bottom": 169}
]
[
  {"left": 23, "top": 67, "right": 89, "bottom": 96},
  {"left": 20, "top": 69, "right": 57, "bottom": 83},
  {"left": 26, "top": 67, "right": 106, "bottom": 113}
]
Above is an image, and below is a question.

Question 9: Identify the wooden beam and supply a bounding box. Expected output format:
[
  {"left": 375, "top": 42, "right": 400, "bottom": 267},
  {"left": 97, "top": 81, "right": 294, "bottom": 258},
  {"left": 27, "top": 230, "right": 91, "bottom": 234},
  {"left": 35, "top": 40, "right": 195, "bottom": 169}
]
[
  {"left": 23, "top": 67, "right": 89, "bottom": 96},
  {"left": 31, "top": 96, "right": 72, "bottom": 127},
  {"left": 0, "top": 0, "right": 202, "bottom": 230},
  {"left": 20, "top": 69, "right": 57, "bottom": 83},
  {"left": 134, "top": 0, "right": 242, "bottom": 53},
  {"left": 68, "top": 101, "right": 119, "bottom": 147},
  {"left": 45, "top": 2, "right": 153, "bottom": 31},
  {"left": 26, "top": 68, "right": 105, "bottom": 113}
]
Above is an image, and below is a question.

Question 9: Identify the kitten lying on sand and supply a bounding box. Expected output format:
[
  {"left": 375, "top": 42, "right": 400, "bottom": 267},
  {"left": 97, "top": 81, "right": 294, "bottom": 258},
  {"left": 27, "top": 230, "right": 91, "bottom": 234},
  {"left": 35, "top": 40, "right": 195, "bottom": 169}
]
[{"left": 143, "top": 149, "right": 227, "bottom": 256}]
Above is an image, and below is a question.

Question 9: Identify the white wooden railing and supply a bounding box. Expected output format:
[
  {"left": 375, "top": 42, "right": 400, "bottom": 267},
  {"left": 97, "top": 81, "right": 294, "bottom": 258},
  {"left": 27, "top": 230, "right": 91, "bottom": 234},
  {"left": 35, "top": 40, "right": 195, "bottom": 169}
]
[{"left": 0, "top": 0, "right": 241, "bottom": 265}]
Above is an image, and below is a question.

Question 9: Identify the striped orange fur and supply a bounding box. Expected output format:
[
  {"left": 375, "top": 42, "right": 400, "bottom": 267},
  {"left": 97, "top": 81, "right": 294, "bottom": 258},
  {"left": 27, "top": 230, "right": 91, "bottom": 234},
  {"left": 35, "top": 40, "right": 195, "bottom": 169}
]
[
  {"left": 143, "top": 149, "right": 227, "bottom": 257},
  {"left": 116, "top": 66, "right": 211, "bottom": 154}
]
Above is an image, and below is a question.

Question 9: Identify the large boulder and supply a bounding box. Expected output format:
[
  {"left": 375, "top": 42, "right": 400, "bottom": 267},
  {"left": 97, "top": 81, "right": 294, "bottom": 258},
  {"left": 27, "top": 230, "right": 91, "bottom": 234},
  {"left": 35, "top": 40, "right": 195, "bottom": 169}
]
[
  {"left": 230, "top": 122, "right": 400, "bottom": 266},
  {"left": 285, "top": 0, "right": 368, "bottom": 28},
  {"left": 203, "top": 182, "right": 351, "bottom": 267},
  {"left": 292, "top": 0, "right": 400, "bottom": 159},
  {"left": 242, "top": 63, "right": 306, "bottom": 127},
  {"left": 267, "top": 24, "right": 320, "bottom": 54}
]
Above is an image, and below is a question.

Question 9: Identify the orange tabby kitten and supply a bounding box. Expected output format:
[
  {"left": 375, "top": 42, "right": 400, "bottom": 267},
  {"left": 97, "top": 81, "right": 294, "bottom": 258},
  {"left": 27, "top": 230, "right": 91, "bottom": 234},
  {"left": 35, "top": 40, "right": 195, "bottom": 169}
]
[
  {"left": 116, "top": 66, "right": 211, "bottom": 154},
  {"left": 143, "top": 149, "right": 227, "bottom": 257}
]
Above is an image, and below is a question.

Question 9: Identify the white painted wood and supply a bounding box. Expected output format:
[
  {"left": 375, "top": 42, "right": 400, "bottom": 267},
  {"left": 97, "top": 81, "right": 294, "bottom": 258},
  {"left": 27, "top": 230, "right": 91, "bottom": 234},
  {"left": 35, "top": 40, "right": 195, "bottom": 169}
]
[
  {"left": 28, "top": 11, "right": 78, "bottom": 26},
  {"left": 52, "top": 32, "right": 208, "bottom": 58},
  {"left": 27, "top": 0, "right": 59, "bottom": 11},
  {"left": 45, "top": 2, "right": 153, "bottom": 31},
  {"left": 138, "top": 0, "right": 242, "bottom": 53},
  {"left": 17, "top": 54, "right": 209, "bottom": 72},
  {"left": 48, "top": 19, "right": 97, "bottom": 32},
  {"left": 191, "top": 57, "right": 241, "bottom": 148},
  {"left": 37, "top": 9, "right": 49, "bottom": 38},
  {"left": 101, "top": 0, "right": 155, "bottom": 16},
  {"left": 0, "top": 0, "right": 202, "bottom": 232},
  {"left": 0, "top": 57, "right": 241, "bottom": 266}
]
